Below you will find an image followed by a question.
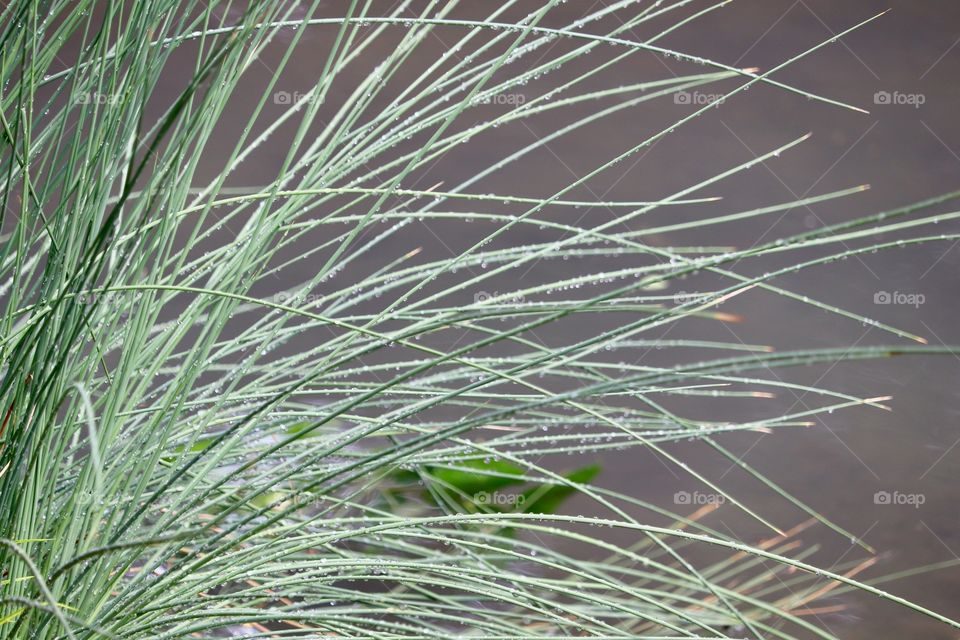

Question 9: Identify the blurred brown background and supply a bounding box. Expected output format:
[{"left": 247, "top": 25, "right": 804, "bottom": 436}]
[{"left": 171, "top": 1, "right": 960, "bottom": 637}]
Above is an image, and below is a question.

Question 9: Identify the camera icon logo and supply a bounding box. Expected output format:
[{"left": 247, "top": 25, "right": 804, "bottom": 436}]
[
  {"left": 873, "top": 291, "right": 891, "bottom": 304},
  {"left": 873, "top": 91, "right": 892, "bottom": 105}
]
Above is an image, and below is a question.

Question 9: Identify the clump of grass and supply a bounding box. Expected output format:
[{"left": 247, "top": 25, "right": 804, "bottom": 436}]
[{"left": 0, "top": 1, "right": 957, "bottom": 638}]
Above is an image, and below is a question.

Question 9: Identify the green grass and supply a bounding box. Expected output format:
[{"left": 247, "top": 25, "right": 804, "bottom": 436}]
[{"left": 0, "top": 1, "right": 958, "bottom": 638}]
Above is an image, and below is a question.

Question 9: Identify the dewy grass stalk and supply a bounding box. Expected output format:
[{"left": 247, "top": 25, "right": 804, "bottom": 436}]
[{"left": 0, "top": 1, "right": 957, "bottom": 638}]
